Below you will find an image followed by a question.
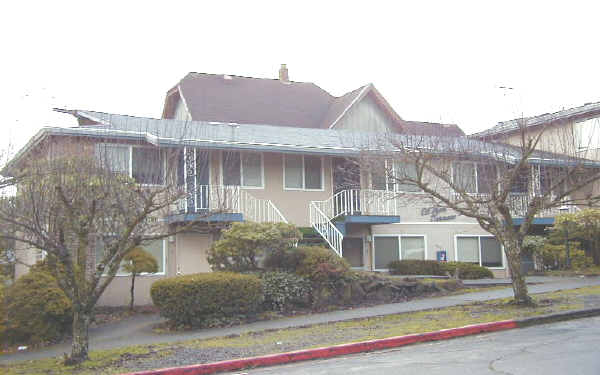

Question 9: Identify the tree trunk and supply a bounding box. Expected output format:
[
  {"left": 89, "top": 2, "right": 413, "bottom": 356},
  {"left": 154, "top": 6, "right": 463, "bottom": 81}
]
[
  {"left": 505, "top": 244, "right": 533, "bottom": 305},
  {"left": 66, "top": 309, "right": 91, "bottom": 365},
  {"left": 129, "top": 273, "right": 136, "bottom": 312}
]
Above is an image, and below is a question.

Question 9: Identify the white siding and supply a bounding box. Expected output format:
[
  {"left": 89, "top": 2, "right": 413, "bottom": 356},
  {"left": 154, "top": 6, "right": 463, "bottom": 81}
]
[
  {"left": 174, "top": 97, "right": 191, "bottom": 121},
  {"left": 334, "top": 95, "right": 393, "bottom": 132}
]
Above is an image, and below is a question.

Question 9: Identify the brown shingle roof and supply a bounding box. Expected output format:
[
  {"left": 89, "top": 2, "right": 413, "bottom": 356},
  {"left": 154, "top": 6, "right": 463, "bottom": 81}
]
[
  {"left": 400, "top": 121, "right": 465, "bottom": 137},
  {"left": 164, "top": 73, "right": 335, "bottom": 128},
  {"left": 162, "top": 72, "right": 465, "bottom": 137}
]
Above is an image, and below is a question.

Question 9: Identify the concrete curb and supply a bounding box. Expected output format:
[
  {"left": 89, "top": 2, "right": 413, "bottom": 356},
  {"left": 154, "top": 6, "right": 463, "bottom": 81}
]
[{"left": 123, "top": 308, "right": 600, "bottom": 375}]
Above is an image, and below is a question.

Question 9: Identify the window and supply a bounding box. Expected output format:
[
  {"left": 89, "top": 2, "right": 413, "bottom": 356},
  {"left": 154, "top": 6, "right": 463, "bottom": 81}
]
[
  {"left": 574, "top": 117, "right": 600, "bottom": 152},
  {"left": 372, "top": 160, "right": 421, "bottom": 192},
  {"left": 284, "top": 155, "right": 323, "bottom": 190},
  {"left": 132, "top": 148, "right": 165, "bottom": 185},
  {"left": 456, "top": 235, "right": 503, "bottom": 268},
  {"left": 401, "top": 236, "right": 426, "bottom": 260},
  {"left": 374, "top": 235, "right": 426, "bottom": 269},
  {"left": 453, "top": 162, "right": 498, "bottom": 194},
  {"left": 98, "top": 144, "right": 129, "bottom": 174},
  {"left": 374, "top": 236, "right": 399, "bottom": 269},
  {"left": 223, "top": 151, "right": 263, "bottom": 188},
  {"left": 453, "top": 162, "right": 476, "bottom": 193},
  {"left": 95, "top": 238, "right": 165, "bottom": 275},
  {"left": 97, "top": 144, "right": 165, "bottom": 185}
]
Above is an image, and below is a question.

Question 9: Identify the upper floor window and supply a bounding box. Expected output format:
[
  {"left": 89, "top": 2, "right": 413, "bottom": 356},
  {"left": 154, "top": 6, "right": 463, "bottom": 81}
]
[
  {"left": 222, "top": 151, "right": 263, "bottom": 188},
  {"left": 284, "top": 155, "right": 323, "bottom": 190},
  {"left": 372, "top": 160, "right": 421, "bottom": 193},
  {"left": 574, "top": 117, "right": 600, "bottom": 153},
  {"left": 452, "top": 162, "right": 498, "bottom": 194},
  {"left": 97, "top": 144, "right": 165, "bottom": 185}
]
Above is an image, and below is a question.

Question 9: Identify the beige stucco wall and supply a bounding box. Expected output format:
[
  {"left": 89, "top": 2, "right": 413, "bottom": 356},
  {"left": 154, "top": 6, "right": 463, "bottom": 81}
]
[
  {"left": 208, "top": 150, "right": 333, "bottom": 227},
  {"left": 176, "top": 232, "right": 213, "bottom": 275}
]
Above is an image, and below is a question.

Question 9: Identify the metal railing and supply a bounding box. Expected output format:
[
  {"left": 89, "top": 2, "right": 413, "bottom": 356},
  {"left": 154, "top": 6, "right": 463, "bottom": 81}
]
[
  {"left": 176, "top": 185, "right": 287, "bottom": 223},
  {"left": 309, "top": 201, "right": 343, "bottom": 256},
  {"left": 451, "top": 192, "right": 581, "bottom": 217},
  {"left": 240, "top": 190, "right": 288, "bottom": 223}
]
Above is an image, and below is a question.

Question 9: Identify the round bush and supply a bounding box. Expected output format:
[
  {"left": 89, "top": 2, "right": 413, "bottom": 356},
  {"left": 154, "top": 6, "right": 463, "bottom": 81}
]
[
  {"left": 151, "top": 272, "right": 263, "bottom": 328},
  {"left": 263, "top": 248, "right": 304, "bottom": 272},
  {"left": 442, "top": 262, "right": 494, "bottom": 279},
  {"left": 294, "top": 246, "right": 350, "bottom": 279},
  {"left": 3, "top": 270, "right": 72, "bottom": 345},
  {"left": 387, "top": 260, "right": 446, "bottom": 276},
  {"left": 260, "top": 271, "right": 310, "bottom": 311}
]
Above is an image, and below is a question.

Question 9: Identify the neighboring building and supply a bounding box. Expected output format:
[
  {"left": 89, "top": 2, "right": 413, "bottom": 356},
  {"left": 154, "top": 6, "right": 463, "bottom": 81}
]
[
  {"left": 9, "top": 66, "right": 589, "bottom": 306},
  {"left": 472, "top": 101, "right": 600, "bottom": 160}
]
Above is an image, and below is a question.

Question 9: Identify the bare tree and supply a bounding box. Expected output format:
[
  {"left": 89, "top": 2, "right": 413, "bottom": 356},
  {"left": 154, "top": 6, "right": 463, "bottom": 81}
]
[
  {"left": 360, "top": 121, "right": 600, "bottom": 305},
  {"left": 0, "top": 137, "right": 216, "bottom": 364}
]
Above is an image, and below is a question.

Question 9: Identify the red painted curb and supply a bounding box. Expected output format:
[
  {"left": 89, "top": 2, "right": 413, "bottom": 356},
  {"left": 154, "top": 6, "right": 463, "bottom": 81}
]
[{"left": 122, "top": 320, "right": 518, "bottom": 375}]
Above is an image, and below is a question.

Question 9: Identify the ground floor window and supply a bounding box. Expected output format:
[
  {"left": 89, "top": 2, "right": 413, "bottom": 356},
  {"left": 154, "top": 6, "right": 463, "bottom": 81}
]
[
  {"left": 95, "top": 239, "right": 165, "bottom": 275},
  {"left": 373, "top": 235, "right": 426, "bottom": 269},
  {"left": 455, "top": 235, "right": 503, "bottom": 268}
]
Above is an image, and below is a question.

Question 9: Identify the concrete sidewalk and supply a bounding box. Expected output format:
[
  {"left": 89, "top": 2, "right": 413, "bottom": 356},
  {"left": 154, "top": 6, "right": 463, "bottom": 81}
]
[{"left": 2, "top": 276, "right": 599, "bottom": 363}]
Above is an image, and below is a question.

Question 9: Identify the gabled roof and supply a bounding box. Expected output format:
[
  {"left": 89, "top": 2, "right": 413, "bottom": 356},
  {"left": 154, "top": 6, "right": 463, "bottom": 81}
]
[
  {"left": 162, "top": 72, "right": 335, "bottom": 128},
  {"left": 472, "top": 101, "right": 600, "bottom": 138},
  {"left": 161, "top": 73, "right": 409, "bottom": 131},
  {"left": 401, "top": 121, "right": 464, "bottom": 137}
]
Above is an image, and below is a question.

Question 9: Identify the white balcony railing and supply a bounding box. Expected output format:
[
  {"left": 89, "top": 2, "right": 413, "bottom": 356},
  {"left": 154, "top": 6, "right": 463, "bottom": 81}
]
[
  {"left": 176, "top": 185, "right": 287, "bottom": 223},
  {"left": 240, "top": 190, "right": 288, "bottom": 224}
]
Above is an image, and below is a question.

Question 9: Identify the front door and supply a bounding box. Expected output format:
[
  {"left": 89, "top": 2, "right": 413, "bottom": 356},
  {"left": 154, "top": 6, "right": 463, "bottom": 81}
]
[{"left": 342, "top": 237, "right": 364, "bottom": 268}]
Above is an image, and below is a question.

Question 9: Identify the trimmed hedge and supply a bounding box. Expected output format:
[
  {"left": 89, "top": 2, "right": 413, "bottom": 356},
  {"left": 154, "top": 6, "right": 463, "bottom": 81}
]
[
  {"left": 388, "top": 260, "right": 446, "bottom": 276},
  {"left": 3, "top": 270, "right": 72, "bottom": 345},
  {"left": 151, "top": 272, "right": 263, "bottom": 328},
  {"left": 442, "top": 262, "right": 494, "bottom": 279},
  {"left": 388, "top": 260, "right": 494, "bottom": 279}
]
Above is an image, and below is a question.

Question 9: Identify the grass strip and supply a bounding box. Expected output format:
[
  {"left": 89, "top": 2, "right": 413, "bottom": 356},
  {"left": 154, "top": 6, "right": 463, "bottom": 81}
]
[{"left": 3, "top": 285, "right": 599, "bottom": 375}]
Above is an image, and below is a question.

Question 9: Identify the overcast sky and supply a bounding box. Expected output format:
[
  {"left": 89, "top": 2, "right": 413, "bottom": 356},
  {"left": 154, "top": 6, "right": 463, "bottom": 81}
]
[{"left": 2, "top": 0, "right": 599, "bottom": 152}]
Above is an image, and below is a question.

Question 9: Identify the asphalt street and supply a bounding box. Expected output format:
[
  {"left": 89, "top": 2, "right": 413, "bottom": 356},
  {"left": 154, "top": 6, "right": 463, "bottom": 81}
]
[{"left": 232, "top": 316, "right": 600, "bottom": 375}]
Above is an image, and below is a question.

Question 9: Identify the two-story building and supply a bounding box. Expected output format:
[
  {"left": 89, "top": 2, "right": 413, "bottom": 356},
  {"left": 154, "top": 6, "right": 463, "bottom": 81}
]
[
  {"left": 10, "top": 66, "right": 589, "bottom": 306},
  {"left": 472, "top": 101, "right": 600, "bottom": 160}
]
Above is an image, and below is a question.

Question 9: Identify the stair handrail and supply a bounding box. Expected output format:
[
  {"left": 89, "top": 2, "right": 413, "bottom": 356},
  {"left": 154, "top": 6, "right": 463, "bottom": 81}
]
[
  {"left": 309, "top": 201, "right": 343, "bottom": 256},
  {"left": 240, "top": 189, "right": 287, "bottom": 223}
]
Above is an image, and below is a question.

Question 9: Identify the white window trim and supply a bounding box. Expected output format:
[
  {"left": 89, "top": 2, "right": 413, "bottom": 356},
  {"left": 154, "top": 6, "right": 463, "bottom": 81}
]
[
  {"left": 372, "top": 159, "right": 425, "bottom": 194},
  {"left": 109, "top": 239, "right": 168, "bottom": 277},
  {"left": 574, "top": 117, "right": 600, "bottom": 153},
  {"left": 454, "top": 234, "right": 505, "bottom": 270},
  {"left": 98, "top": 144, "right": 167, "bottom": 187},
  {"left": 283, "top": 154, "right": 325, "bottom": 191},
  {"left": 220, "top": 151, "right": 265, "bottom": 189},
  {"left": 372, "top": 234, "right": 428, "bottom": 271}
]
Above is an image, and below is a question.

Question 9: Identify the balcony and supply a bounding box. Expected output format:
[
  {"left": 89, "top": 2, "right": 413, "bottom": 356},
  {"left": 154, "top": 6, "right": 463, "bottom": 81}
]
[{"left": 169, "top": 185, "right": 287, "bottom": 224}]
